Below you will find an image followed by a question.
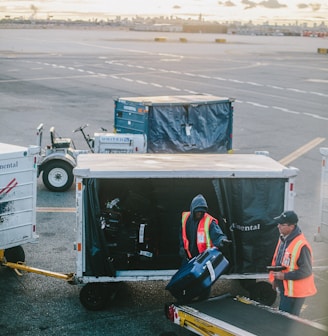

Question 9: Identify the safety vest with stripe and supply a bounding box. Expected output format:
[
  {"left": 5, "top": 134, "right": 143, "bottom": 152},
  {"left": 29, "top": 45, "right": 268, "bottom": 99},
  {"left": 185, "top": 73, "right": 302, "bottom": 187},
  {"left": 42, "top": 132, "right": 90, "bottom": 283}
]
[
  {"left": 181, "top": 211, "right": 217, "bottom": 259},
  {"left": 269, "top": 233, "right": 317, "bottom": 298}
]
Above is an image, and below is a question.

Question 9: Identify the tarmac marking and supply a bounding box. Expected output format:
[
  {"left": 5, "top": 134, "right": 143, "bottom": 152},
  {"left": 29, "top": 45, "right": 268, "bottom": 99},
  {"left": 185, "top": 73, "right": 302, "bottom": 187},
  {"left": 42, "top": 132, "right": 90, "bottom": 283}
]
[
  {"left": 272, "top": 106, "right": 300, "bottom": 115},
  {"left": 18, "top": 59, "right": 328, "bottom": 100},
  {"left": 37, "top": 207, "right": 75, "bottom": 213},
  {"left": 303, "top": 113, "right": 328, "bottom": 121},
  {"left": 12, "top": 60, "right": 328, "bottom": 123},
  {"left": 246, "top": 102, "right": 269, "bottom": 108},
  {"left": 0, "top": 75, "right": 99, "bottom": 83},
  {"left": 286, "top": 88, "right": 307, "bottom": 93},
  {"left": 246, "top": 81, "right": 263, "bottom": 86},
  {"left": 184, "top": 89, "right": 199, "bottom": 94},
  {"left": 166, "top": 85, "right": 181, "bottom": 91},
  {"left": 310, "top": 91, "right": 328, "bottom": 97},
  {"left": 279, "top": 137, "right": 326, "bottom": 166},
  {"left": 307, "top": 79, "right": 328, "bottom": 83},
  {"left": 97, "top": 59, "right": 328, "bottom": 98}
]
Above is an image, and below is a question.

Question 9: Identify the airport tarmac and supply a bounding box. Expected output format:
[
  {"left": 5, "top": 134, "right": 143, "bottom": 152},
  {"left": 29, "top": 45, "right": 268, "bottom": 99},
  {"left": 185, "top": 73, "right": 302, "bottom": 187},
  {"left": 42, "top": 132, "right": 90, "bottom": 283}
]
[{"left": 0, "top": 28, "right": 327, "bottom": 335}]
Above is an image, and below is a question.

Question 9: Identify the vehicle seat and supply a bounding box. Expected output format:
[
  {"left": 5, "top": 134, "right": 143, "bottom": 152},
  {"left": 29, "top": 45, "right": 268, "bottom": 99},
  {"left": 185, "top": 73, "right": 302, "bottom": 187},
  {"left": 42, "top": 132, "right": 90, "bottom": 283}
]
[{"left": 50, "top": 127, "right": 73, "bottom": 149}]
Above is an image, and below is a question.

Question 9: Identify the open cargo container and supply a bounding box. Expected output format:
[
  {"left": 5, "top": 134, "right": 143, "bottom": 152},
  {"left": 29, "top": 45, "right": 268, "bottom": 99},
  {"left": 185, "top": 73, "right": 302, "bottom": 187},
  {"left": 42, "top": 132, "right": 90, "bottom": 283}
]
[
  {"left": 0, "top": 143, "right": 39, "bottom": 262},
  {"left": 73, "top": 152, "right": 298, "bottom": 310},
  {"left": 114, "top": 95, "right": 234, "bottom": 153}
]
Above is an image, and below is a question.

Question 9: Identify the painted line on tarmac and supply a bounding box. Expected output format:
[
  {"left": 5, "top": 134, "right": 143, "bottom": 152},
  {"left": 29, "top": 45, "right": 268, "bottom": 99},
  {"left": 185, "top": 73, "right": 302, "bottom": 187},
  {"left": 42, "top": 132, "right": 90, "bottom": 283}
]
[
  {"left": 0, "top": 74, "right": 100, "bottom": 83},
  {"left": 37, "top": 207, "right": 75, "bottom": 213},
  {"left": 279, "top": 137, "right": 326, "bottom": 166}
]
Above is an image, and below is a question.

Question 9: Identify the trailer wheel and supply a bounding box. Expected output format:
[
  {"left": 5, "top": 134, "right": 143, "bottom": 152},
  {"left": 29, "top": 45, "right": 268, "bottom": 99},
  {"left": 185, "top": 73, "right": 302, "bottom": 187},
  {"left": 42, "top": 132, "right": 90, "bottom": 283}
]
[
  {"left": 249, "top": 281, "right": 277, "bottom": 306},
  {"left": 42, "top": 160, "right": 74, "bottom": 192},
  {"left": 79, "top": 283, "right": 109, "bottom": 311},
  {"left": 239, "top": 279, "right": 256, "bottom": 291},
  {"left": 4, "top": 246, "right": 25, "bottom": 263}
]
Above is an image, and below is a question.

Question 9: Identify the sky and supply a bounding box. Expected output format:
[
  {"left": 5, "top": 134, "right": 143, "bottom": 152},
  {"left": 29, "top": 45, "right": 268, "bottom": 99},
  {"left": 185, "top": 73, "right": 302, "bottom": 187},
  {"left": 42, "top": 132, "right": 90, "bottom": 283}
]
[{"left": 1, "top": 0, "right": 327, "bottom": 24}]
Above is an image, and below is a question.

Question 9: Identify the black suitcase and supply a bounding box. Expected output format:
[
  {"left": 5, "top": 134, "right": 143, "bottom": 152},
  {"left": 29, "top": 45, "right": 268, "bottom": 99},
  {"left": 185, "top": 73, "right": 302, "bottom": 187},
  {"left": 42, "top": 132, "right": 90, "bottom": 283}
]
[{"left": 166, "top": 247, "right": 229, "bottom": 302}]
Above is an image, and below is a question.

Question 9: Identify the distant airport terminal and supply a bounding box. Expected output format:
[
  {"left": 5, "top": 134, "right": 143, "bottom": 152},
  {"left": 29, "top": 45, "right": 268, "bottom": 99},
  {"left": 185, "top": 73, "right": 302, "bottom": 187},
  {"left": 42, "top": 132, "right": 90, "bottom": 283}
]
[{"left": 1, "top": 15, "right": 327, "bottom": 37}]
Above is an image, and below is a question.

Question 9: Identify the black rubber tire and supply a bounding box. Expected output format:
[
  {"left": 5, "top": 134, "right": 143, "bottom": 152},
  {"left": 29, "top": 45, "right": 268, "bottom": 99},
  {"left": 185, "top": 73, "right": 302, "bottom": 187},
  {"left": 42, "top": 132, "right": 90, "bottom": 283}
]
[
  {"left": 249, "top": 281, "right": 277, "bottom": 306},
  {"left": 239, "top": 279, "right": 257, "bottom": 291},
  {"left": 42, "top": 160, "right": 74, "bottom": 192},
  {"left": 79, "top": 283, "right": 109, "bottom": 311},
  {"left": 4, "top": 246, "right": 25, "bottom": 263}
]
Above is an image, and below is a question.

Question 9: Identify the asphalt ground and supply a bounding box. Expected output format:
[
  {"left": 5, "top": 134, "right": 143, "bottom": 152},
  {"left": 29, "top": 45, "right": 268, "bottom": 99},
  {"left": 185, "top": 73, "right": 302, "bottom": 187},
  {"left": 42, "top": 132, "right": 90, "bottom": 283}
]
[{"left": 0, "top": 28, "right": 328, "bottom": 335}]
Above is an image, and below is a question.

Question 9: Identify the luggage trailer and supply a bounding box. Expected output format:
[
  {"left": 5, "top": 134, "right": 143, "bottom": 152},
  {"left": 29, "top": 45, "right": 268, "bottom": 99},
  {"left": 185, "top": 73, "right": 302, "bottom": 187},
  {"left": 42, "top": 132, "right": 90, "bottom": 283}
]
[
  {"left": 165, "top": 294, "right": 328, "bottom": 336},
  {"left": 0, "top": 150, "right": 300, "bottom": 311},
  {"left": 72, "top": 152, "right": 299, "bottom": 310},
  {"left": 1, "top": 150, "right": 298, "bottom": 311},
  {"left": 0, "top": 142, "right": 75, "bottom": 281}
]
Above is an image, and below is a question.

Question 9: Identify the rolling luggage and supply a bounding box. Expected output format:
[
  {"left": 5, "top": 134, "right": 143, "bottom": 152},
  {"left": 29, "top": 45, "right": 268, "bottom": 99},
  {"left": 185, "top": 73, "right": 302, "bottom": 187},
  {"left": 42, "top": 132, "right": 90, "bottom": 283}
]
[{"left": 166, "top": 247, "right": 229, "bottom": 302}]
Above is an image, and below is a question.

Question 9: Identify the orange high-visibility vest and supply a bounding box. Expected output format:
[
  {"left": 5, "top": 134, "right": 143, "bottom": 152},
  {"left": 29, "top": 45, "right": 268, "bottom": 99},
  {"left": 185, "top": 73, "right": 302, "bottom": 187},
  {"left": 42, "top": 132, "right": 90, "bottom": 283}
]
[
  {"left": 269, "top": 233, "right": 317, "bottom": 298},
  {"left": 181, "top": 211, "right": 218, "bottom": 259}
]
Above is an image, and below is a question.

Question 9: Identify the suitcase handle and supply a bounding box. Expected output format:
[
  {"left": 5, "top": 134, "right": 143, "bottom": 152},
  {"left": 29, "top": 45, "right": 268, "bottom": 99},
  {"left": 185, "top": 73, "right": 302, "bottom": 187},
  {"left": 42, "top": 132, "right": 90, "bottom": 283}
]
[
  {"left": 196, "top": 248, "right": 223, "bottom": 268},
  {"left": 196, "top": 250, "right": 210, "bottom": 264}
]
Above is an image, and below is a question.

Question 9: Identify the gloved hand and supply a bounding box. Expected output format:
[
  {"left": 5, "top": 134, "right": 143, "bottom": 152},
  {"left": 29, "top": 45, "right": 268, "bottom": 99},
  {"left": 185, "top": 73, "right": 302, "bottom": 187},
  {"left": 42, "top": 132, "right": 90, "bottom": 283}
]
[{"left": 218, "top": 239, "right": 232, "bottom": 250}]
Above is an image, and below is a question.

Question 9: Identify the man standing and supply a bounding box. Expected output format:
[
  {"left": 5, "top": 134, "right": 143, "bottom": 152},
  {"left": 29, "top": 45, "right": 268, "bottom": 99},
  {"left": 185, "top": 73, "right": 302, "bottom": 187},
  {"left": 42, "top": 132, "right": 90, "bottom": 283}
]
[
  {"left": 179, "top": 194, "right": 229, "bottom": 261},
  {"left": 269, "top": 210, "right": 317, "bottom": 316}
]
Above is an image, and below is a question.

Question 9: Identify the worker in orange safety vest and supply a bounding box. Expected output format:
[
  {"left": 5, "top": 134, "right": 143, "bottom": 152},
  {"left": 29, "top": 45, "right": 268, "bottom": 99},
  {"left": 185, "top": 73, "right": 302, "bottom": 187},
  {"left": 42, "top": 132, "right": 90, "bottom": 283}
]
[
  {"left": 269, "top": 210, "right": 317, "bottom": 316},
  {"left": 179, "top": 194, "right": 230, "bottom": 262}
]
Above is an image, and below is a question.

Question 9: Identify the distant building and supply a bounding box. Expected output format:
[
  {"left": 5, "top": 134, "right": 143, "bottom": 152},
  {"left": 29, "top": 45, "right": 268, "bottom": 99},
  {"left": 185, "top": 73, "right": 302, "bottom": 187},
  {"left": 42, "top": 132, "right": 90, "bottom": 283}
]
[
  {"left": 131, "top": 23, "right": 182, "bottom": 32},
  {"left": 182, "top": 23, "right": 227, "bottom": 34}
]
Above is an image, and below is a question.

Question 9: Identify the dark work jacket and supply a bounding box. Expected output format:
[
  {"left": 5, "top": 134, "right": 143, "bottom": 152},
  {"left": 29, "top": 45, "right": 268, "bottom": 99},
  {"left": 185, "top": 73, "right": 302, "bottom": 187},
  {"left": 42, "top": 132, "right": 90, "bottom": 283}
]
[
  {"left": 274, "top": 226, "right": 313, "bottom": 290},
  {"left": 179, "top": 194, "right": 227, "bottom": 258}
]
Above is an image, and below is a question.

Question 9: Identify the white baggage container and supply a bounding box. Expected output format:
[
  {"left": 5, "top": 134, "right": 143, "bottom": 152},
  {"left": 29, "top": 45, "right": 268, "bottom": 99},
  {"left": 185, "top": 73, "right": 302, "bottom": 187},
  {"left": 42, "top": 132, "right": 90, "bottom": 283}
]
[
  {"left": 0, "top": 143, "right": 39, "bottom": 252},
  {"left": 73, "top": 153, "right": 298, "bottom": 310}
]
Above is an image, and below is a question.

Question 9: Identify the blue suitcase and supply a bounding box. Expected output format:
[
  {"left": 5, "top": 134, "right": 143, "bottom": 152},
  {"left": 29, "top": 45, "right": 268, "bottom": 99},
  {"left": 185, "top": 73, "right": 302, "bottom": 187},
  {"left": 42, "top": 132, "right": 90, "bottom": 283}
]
[{"left": 166, "top": 247, "right": 229, "bottom": 302}]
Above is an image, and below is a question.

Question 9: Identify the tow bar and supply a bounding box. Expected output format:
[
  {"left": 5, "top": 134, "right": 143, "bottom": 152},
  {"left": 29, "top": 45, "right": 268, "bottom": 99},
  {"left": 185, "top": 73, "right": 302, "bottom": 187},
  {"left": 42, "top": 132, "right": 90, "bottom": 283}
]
[{"left": 0, "top": 249, "right": 75, "bottom": 283}]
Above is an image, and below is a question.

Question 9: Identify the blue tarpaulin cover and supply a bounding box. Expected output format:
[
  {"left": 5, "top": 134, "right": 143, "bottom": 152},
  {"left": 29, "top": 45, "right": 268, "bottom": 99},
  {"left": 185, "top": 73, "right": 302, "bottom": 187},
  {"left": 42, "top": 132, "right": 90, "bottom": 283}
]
[{"left": 114, "top": 95, "right": 234, "bottom": 153}]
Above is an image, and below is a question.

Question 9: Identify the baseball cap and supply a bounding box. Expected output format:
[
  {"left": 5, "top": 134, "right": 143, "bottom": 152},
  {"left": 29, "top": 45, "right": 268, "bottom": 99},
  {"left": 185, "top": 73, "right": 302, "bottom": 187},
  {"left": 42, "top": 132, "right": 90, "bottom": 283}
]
[{"left": 274, "top": 211, "right": 298, "bottom": 225}]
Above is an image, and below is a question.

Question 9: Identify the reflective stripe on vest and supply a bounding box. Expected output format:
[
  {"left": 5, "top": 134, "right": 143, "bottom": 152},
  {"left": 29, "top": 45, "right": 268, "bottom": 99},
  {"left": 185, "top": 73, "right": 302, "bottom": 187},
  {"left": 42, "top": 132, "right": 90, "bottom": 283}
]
[
  {"left": 182, "top": 212, "right": 192, "bottom": 258},
  {"left": 287, "top": 239, "right": 303, "bottom": 297},
  {"left": 270, "top": 233, "right": 317, "bottom": 298},
  {"left": 182, "top": 212, "right": 215, "bottom": 258},
  {"left": 203, "top": 215, "right": 212, "bottom": 249}
]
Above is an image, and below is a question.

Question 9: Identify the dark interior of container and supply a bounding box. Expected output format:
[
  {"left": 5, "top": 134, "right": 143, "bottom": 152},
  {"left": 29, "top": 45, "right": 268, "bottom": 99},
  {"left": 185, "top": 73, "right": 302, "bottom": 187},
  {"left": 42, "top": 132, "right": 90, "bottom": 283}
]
[{"left": 82, "top": 177, "right": 285, "bottom": 277}]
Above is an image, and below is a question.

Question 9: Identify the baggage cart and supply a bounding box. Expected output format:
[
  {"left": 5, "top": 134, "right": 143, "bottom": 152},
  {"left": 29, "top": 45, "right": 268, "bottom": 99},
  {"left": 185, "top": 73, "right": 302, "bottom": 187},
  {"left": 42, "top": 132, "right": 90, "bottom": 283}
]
[
  {"left": 73, "top": 152, "right": 298, "bottom": 310},
  {"left": 0, "top": 142, "right": 75, "bottom": 281},
  {"left": 114, "top": 95, "right": 234, "bottom": 153},
  {"left": 0, "top": 143, "right": 39, "bottom": 263}
]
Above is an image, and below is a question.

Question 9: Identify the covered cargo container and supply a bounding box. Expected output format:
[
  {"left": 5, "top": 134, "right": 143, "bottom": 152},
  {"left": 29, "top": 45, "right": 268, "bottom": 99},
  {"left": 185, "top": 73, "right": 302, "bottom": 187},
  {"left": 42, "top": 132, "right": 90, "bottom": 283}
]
[
  {"left": 0, "top": 143, "right": 39, "bottom": 261},
  {"left": 114, "top": 95, "right": 234, "bottom": 153},
  {"left": 73, "top": 153, "right": 298, "bottom": 309}
]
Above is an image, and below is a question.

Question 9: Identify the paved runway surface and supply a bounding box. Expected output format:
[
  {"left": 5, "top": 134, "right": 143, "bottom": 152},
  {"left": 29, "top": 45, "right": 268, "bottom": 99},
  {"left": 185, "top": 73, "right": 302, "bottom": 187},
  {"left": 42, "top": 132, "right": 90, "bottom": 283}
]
[{"left": 0, "top": 28, "right": 328, "bottom": 335}]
